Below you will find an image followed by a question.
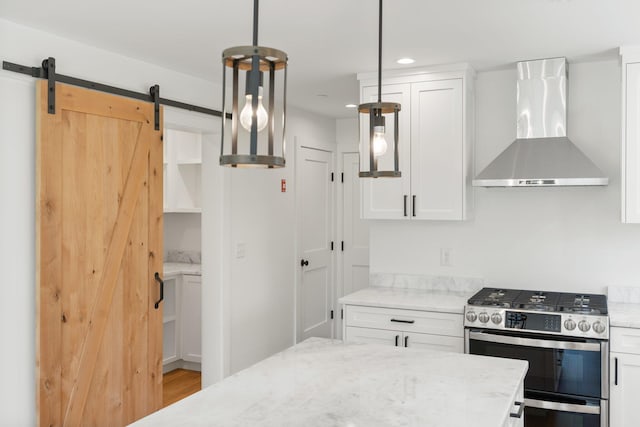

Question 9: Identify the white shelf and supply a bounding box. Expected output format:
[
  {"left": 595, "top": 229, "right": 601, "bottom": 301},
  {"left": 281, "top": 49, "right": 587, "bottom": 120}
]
[{"left": 164, "top": 128, "right": 202, "bottom": 213}]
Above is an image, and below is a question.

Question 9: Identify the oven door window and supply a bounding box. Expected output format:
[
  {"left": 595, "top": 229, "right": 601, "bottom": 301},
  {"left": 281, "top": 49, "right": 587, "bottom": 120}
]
[{"left": 469, "top": 334, "right": 602, "bottom": 398}]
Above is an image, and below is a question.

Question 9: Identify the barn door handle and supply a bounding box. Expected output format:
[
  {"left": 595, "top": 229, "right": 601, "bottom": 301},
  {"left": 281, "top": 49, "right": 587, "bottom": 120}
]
[
  {"left": 300, "top": 259, "right": 309, "bottom": 267},
  {"left": 154, "top": 272, "right": 164, "bottom": 309}
]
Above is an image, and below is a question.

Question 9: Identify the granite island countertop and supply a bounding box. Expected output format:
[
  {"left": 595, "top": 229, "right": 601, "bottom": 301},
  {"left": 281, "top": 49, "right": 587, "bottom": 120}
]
[
  {"left": 130, "top": 338, "right": 527, "bottom": 427},
  {"left": 339, "top": 286, "right": 473, "bottom": 314}
]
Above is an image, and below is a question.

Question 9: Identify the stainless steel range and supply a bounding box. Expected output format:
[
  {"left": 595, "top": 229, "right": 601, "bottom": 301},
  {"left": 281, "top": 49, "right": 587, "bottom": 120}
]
[{"left": 464, "top": 288, "right": 609, "bottom": 427}]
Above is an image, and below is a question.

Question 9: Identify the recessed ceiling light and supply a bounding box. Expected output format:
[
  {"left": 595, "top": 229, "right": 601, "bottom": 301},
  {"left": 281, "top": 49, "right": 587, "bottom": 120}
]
[
  {"left": 397, "top": 58, "right": 415, "bottom": 65},
  {"left": 345, "top": 104, "right": 357, "bottom": 108}
]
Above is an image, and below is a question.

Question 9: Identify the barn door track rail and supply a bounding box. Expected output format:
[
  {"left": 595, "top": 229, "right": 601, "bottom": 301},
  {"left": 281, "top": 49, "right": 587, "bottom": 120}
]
[{"left": 2, "top": 57, "right": 228, "bottom": 130}]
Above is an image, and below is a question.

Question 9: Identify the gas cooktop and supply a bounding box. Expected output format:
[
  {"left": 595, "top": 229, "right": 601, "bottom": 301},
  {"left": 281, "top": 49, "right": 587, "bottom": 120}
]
[
  {"left": 464, "top": 287, "right": 609, "bottom": 339},
  {"left": 467, "top": 287, "right": 608, "bottom": 315}
]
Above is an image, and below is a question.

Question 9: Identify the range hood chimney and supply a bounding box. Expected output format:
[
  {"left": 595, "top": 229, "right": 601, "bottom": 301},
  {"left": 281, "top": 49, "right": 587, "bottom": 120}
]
[{"left": 473, "top": 57, "right": 608, "bottom": 187}]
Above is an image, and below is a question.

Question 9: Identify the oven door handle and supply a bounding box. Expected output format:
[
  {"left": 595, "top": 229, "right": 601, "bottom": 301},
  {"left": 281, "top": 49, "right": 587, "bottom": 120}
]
[
  {"left": 468, "top": 331, "right": 602, "bottom": 352},
  {"left": 524, "top": 398, "right": 601, "bottom": 415}
]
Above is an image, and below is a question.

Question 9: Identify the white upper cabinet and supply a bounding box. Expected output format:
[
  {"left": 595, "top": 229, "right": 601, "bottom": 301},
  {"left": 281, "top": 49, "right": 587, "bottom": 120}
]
[
  {"left": 358, "top": 65, "right": 474, "bottom": 221},
  {"left": 621, "top": 48, "right": 640, "bottom": 223}
]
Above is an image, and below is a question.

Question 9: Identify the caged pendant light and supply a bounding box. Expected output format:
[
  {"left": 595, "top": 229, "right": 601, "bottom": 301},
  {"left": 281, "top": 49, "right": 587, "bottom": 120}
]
[
  {"left": 359, "top": 0, "right": 401, "bottom": 178},
  {"left": 220, "top": 0, "right": 288, "bottom": 168}
]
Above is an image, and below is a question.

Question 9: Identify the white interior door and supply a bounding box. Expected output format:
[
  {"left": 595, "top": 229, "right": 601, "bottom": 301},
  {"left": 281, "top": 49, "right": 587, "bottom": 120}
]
[
  {"left": 296, "top": 146, "right": 334, "bottom": 341},
  {"left": 339, "top": 152, "right": 370, "bottom": 338}
]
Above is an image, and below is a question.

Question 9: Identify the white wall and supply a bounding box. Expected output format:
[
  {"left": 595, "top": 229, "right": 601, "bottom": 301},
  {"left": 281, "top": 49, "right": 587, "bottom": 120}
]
[
  {"left": 164, "top": 213, "right": 201, "bottom": 256},
  {"left": 370, "top": 59, "right": 640, "bottom": 294},
  {"left": 227, "top": 106, "right": 335, "bottom": 373},
  {"left": 0, "top": 18, "right": 223, "bottom": 425}
]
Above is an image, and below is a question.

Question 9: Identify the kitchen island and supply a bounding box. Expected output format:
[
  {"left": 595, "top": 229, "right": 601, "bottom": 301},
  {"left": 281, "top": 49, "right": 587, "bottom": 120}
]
[{"left": 131, "top": 338, "right": 527, "bottom": 427}]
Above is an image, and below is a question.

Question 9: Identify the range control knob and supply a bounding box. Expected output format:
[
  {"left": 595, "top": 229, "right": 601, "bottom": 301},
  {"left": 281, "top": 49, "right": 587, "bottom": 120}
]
[
  {"left": 564, "top": 319, "right": 576, "bottom": 331},
  {"left": 466, "top": 311, "right": 478, "bottom": 322},
  {"left": 578, "top": 320, "right": 591, "bottom": 332},
  {"left": 478, "top": 312, "right": 490, "bottom": 323},
  {"left": 491, "top": 313, "right": 503, "bottom": 325},
  {"left": 593, "top": 321, "right": 606, "bottom": 334}
]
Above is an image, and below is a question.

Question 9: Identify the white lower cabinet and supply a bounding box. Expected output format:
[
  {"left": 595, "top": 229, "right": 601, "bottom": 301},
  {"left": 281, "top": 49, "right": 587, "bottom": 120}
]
[
  {"left": 504, "top": 383, "right": 525, "bottom": 427},
  {"left": 162, "top": 272, "right": 202, "bottom": 368},
  {"left": 610, "top": 326, "right": 640, "bottom": 427},
  {"left": 343, "top": 305, "right": 463, "bottom": 352},
  {"left": 162, "top": 276, "right": 180, "bottom": 365},
  {"left": 180, "top": 274, "right": 202, "bottom": 363}
]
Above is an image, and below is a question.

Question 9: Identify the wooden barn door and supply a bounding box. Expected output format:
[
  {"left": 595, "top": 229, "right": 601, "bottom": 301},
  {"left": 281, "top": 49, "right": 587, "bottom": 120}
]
[{"left": 36, "top": 81, "right": 163, "bottom": 426}]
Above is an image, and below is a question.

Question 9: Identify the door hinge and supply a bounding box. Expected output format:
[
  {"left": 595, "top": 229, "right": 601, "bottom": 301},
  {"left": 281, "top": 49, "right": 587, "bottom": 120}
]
[
  {"left": 331, "top": 172, "right": 334, "bottom": 182},
  {"left": 330, "top": 309, "right": 334, "bottom": 320},
  {"left": 341, "top": 241, "right": 344, "bottom": 251},
  {"left": 330, "top": 241, "right": 334, "bottom": 251},
  {"left": 341, "top": 172, "right": 344, "bottom": 183},
  {"left": 341, "top": 308, "right": 343, "bottom": 319}
]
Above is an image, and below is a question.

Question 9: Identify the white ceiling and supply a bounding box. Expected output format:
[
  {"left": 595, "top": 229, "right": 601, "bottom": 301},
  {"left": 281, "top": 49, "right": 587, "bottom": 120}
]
[{"left": 2, "top": 0, "right": 640, "bottom": 118}]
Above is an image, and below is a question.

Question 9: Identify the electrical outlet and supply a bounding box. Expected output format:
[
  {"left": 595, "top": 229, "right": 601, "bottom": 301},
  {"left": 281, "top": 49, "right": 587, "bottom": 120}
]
[{"left": 440, "top": 248, "right": 453, "bottom": 267}]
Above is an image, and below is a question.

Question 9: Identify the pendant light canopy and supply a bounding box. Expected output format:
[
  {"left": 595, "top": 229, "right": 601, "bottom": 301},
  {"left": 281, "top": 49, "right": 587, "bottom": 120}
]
[
  {"left": 220, "top": 0, "right": 288, "bottom": 168},
  {"left": 359, "top": 0, "right": 401, "bottom": 178}
]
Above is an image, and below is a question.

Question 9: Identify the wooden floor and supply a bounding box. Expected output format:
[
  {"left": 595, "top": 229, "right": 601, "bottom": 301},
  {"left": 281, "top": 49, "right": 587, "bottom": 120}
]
[{"left": 163, "top": 369, "right": 202, "bottom": 408}]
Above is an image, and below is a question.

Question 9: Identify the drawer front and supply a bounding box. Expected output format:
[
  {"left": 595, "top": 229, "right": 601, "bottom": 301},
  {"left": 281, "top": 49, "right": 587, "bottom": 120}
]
[
  {"left": 345, "top": 326, "right": 401, "bottom": 346},
  {"left": 405, "top": 332, "right": 463, "bottom": 353},
  {"left": 611, "top": 326, "right": 640, "bottom": 354},
  {"left": 345, "top": 305, "right": 463, "bottom": 337}
]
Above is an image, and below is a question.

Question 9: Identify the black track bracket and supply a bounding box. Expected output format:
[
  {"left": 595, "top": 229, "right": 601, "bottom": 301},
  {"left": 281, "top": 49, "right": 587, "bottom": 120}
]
[
  {"left": 149, "top": 85, "right": 160, "bottom": 130},
  {"left": 43, "top": 57, "right": 56, "bottom": 114}
]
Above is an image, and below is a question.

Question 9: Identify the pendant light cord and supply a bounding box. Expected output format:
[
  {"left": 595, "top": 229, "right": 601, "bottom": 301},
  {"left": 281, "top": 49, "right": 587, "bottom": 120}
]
[
  {"left": 253, "top": 0, "right": 259, "bottom": 46},
  {"left": 377, "top": 0, "right": 383, "bottom": 104}
]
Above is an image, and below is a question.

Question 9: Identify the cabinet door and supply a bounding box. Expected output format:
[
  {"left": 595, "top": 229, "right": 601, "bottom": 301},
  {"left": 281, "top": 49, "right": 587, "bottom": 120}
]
[
  {"left": 410, "top": 79, "right": 464, "bottom": 220},
  {"left": 345, "top": 326, "right": 401, "bottom": 347},
  {"left": 610, "top": 352, "right": 640, "bottom": 427},
  {"left": 624, "top": 62, "right": 640, "bottom": 223},
  {"left": 162, "top": 276, "right": 180, "bottom": 365},
  {"left": 404, "top": 332, "right": 463, "bottom": 353},
  {"left": 180, "top": 275, "right": 202, "bottom": 363},
  {"left": 360, "top": 83, "right": 412, "bottom": 219}
]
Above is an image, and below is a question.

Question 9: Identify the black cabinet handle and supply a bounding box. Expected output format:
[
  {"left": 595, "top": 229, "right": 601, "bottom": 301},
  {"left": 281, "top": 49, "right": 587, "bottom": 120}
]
[
  {"left": 403, "top": 195, "right": 408, "bottom": 217},
  {"left": 300, "top": 259, "right": 309, "bottom": 267},
  {"left": 412, "top": 195, "right": 416, "bottom": 217},
  {"left": 404, "top": 336, "right": 409, "bottom": 347},
  {"left": 615, "top": 357, "right": 618, "bottom": 386},
  {"left": 390, "top": 318, "right": 415, "bottom": 324},
  {"left": 395, "top": 335, "right": 399, "bottom": 347},
  {"left": 154, "top": 272, "right": 164, "bottom": 309},
  {"left": 510, "top": 401, "right": 525, "bottom": 418}
]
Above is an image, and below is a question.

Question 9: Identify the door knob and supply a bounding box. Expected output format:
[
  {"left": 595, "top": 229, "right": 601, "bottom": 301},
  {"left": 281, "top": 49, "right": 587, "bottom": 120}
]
[{"left": 300, "top": 259, "right": 309, "bottom": 267}]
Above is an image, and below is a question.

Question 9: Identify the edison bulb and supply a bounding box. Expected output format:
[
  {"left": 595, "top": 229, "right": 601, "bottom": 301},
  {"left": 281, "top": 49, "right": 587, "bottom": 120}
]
[
  {"left": 372, "top": 125, "right": 388, "bottom": 156},
  {"left": 240, "top": 94, "right": 268, "bottom": 132}
]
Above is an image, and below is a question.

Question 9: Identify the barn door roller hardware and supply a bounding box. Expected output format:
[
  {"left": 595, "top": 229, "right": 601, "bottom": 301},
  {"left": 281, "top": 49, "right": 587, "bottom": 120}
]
[{"left": 2, "top": 57, "right": 229, "bottom": 130}]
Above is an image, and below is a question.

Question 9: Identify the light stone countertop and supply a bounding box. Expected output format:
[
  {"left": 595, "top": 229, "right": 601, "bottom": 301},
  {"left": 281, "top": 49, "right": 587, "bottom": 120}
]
[
  {"left": 609, "top": 302, "right": 640, "bottom": 329},
  {"left": 130, "top": 337, "right": 527, "bottom": 427},
  {"left": 163, "top": 262, "right": 201, "bottom": 277},
  {"left": 339, "top": 286, "right": 473, "bottom": 314}
]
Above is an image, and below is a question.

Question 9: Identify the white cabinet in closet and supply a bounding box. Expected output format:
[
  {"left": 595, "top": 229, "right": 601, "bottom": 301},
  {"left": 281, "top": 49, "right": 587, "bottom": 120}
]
[
  {"left": 358, "top": 65, "right": 474, "bottom": 221},
  {"left": 164, "top": 128, "right": 202, "bottom": 213}
]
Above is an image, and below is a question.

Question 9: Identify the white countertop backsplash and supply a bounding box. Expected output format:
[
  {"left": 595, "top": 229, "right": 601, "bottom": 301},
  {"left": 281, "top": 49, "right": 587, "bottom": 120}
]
[
  {"left": 130, "top": 338, "right": 527, "bottom": 427},
  {"left": 370, "top": 272, "right": 485, "bottom": 293},
  {"left": 608, "top": 286, "right": 640, "bottom": 329},
  {"left": 339, "top": 273, "right": 484, "bottom": 314}
]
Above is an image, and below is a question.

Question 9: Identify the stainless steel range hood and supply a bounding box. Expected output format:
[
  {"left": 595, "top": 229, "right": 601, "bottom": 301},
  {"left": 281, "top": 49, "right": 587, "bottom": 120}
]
[{"left": 473, "top": 57, "right": 608, "bottom": 187}]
